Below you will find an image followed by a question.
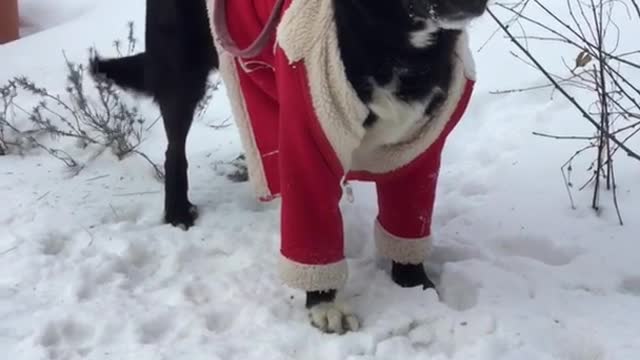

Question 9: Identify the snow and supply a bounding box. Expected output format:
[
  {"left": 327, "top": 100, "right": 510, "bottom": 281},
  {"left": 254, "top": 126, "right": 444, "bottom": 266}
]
[
  {"left": 18, "top": 0, "right": 100, "bottom": 37},
  {"left": 1, "top": 0, "right": 639, "bottom": 359}
]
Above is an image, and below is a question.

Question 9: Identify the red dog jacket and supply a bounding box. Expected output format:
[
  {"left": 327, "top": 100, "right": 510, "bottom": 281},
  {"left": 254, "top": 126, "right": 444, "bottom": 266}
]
[{"left": 207, "top": 0, "right": 476, "bottom": 291}]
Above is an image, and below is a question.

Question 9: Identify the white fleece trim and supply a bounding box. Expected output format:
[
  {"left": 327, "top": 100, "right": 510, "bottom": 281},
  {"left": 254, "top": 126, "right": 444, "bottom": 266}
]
[
  {"left": 456, "top": 31, "right": 477, "bottom": 80},
  {"left": 375, "top": 220, "right": 433, "bottom": 264},
  {"left": 207, "top": 0, "right": 272, "bottom": 198},
  {"left": 277, "top": 0, "right": 368, "bottom": 170},
  {"left": 279, "top": 257, "right": 348, "bottom": 291},
  {"left": 217, "top": 53, "right": 272, "bottom": 198},
  {"left": 205, "top": 0, "right": 214, "bottom": 35}
]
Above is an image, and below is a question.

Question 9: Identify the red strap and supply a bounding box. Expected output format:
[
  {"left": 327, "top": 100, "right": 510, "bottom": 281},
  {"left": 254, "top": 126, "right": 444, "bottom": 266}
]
[{"left": 213, "top": 0, "right": 285, "bottom": 58}]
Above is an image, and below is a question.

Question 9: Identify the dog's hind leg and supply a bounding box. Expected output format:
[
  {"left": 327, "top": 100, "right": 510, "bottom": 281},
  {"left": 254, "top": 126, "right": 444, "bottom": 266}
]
[
  {"left": 89, "top": 51, "right": 200, "bottom": 228},
  {"left": 140, "top": 0, "right": 217, "bottom": 229},
  {"left": 157, "top": 93, "right": 200, "bottom": 229}
]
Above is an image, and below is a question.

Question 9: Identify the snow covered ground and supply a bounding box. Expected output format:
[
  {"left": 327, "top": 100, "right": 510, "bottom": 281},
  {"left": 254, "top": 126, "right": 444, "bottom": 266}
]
[
  {"left": 17, "top": 0, "right": 99, "bottom": 37},
  {"left": 1, "top": 0, "right": 639, "bottom": 359}
]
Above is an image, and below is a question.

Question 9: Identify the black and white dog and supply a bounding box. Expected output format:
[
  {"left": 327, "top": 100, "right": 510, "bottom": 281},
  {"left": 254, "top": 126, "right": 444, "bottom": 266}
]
[{"left": 91, "top": 0, "right": 488, "bottom": 333}]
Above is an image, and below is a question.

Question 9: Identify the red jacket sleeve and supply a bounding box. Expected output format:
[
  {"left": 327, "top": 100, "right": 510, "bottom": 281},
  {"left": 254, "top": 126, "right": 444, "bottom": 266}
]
[{"left": 275, "top": 47, "right": 347, "bottom": 267}]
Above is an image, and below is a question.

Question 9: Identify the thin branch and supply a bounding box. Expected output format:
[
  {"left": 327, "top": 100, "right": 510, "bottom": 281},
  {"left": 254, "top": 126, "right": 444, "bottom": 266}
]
[
  {"left": 487, "top": 8, "right": 640, "bottom": 161},
  {"left": 532, "top": 131, "right": 597, "bottom": 140},
  {"left": 630, "top": 0, "right": 640, "bottom": 19}
]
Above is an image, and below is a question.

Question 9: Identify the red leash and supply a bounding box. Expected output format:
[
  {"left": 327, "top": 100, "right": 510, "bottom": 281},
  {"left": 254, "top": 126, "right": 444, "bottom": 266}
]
[{"left": 213, "top": 0, "right": 285, "bottom": 58}]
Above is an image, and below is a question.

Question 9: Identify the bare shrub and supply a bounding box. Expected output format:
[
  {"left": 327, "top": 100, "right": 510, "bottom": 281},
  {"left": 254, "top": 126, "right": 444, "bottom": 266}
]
[{"left": 488, "top": 0, "right": 640, "bottom": 224}]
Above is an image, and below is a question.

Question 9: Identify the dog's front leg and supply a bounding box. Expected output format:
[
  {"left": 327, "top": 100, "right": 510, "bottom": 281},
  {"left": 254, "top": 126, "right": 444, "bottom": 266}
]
[{"left": 306, "top": 290, "right": 359, "bottom": 334}]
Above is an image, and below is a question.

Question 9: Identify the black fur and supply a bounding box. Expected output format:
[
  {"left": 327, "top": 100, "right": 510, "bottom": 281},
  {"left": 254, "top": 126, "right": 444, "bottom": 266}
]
[
  {"left": 306, "top": 290, "right": 337, "bottom": 308},
  {"left": 89, "top": 0, "right": 486, "bottom": 326},
  {"left": 333, "top": 0, "right": 460, "bottom": 127},
  {"left": 392, "top": 261, "right": 435, "bottom": 289},
  {"left": 91, "top": 0, "right": 218, "bottom": 228},
  {"left": 90, "top": 53, "right": 147, "bottom": 94}
]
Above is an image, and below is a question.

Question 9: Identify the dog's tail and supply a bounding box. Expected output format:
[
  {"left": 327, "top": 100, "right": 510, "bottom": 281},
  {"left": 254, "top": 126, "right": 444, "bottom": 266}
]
[{"left": 89, "top": 53, "right": 151, "bottom": 95}]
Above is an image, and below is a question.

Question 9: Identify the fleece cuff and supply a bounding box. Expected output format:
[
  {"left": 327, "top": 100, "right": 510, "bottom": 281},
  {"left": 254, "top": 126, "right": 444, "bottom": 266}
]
[
  {"left": 374, "top": 220, "right": 432, "bottom": 264},
  {"left": 278, "top": 257, "right": 348, "bottom": 291}
]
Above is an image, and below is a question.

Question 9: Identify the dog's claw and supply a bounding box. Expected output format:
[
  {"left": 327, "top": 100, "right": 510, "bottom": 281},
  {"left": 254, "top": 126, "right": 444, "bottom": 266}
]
[{"left": 309, "top": 302, "right": 360, "bottom": 334}]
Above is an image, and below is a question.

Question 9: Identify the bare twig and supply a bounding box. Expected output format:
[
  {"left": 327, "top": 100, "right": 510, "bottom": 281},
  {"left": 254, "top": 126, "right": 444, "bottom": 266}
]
[
  {"left": 487, "top": 8, "right": 640, "bottom": 161},
  {"left": 532, "top": 132, "right": 597, "bottom": 140},
  {"left": 490, "top": 0, "right": 638, "bottom": 223},
  {"left": 0, "top": 23, "right": 168, "bottom": 177},
  {"left": 0, "top": 245, "right": 19, "bottom": 256}
]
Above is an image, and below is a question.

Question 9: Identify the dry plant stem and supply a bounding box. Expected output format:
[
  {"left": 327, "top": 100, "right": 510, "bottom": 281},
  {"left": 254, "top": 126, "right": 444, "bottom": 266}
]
[
  {"left": 494, "top": 3, "right": 640, "bottom": 112},
  {"left": 631, "top": 0, "right": 640, "bottom": 19},
  {"left": 561, "top": 164, "right": 577, "bottom": 209},
  {"left": 1, "top": 21, "right": 225, "bottom": 180},
  {"left": 0, "top": 31, "right": 162, "bottom": 176},
  {"left": 491, "top": 1, "right": 635, "bottom": 225},
  {"left": 592, "top": 0, "right": 606, "bottom": 210},
  {"left": 498, "top": 2, "right": 640, "bottom": 74},
  {"left": 561, "top": 142, "right": 597, "bottom": 210},
  {"left": 487, "top": 8, "right": 640, "bottom": 162},
  {"left": 536, "top": 0, "right": 639, "bottom": 70},
  {"left": 610, "top": 154, "right": 624, "bottom": 224},
  {"left": 532, "top": 132, "right": 596, "bottom": 140},
  {"left": 490, "top": 70, "right": 589, "bottom": 95},
  {"left": 589, "top": 0, "right": 623, "bottom": 225}
]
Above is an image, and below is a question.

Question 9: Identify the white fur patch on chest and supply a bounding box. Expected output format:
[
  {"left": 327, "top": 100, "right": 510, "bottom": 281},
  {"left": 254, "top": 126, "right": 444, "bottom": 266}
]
[{"left": 366, "top": 76, "right": 443, "bottom": 145}]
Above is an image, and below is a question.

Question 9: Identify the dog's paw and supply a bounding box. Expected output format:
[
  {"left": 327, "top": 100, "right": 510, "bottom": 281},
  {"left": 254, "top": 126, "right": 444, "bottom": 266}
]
[
  {"left": 308, "top": 302, "right": 360, "bottom": 334},
  {"left": 165, "top": 203, "right": 199, "bottom": 230},
  {"left": 225, "top": 154, "right": 249, "bottom": 183},
  {"left": 391, "top": 262, "right": 435, "bottom": 289}
]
